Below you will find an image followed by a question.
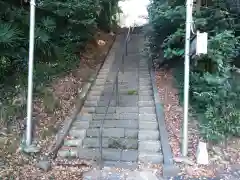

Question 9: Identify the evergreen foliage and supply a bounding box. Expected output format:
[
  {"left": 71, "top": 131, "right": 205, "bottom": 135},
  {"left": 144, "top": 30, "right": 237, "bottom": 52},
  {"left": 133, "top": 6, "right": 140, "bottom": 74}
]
[
  {"left": 147, "top": 0, "right": 240, "bottom": 142},
  {"left": 0, "top": 0, "right": 120, "bottom": 124}
]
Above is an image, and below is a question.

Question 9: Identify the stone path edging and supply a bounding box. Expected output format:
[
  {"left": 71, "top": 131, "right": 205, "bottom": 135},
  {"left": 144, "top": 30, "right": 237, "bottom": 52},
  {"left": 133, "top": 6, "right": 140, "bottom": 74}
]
[
  {"left": 48, "top": 35, "right": 116, "bottom": 158},
  {"left": 149, "top": 62, "right": 180, "bottom": 177}
]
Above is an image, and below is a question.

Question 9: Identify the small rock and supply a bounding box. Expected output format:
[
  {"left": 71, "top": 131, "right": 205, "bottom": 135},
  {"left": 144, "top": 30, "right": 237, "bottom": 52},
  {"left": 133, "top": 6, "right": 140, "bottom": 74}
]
[
  {"left": 97, "top": 40, "right": 106, "bottom": 46},
  {"left": 36, "top": 160, "right": 51, "bottom": 172},
  {"left": 0, "top": 159, "right": 5, "bottom": 168},
  {"left": 109, "top": 32, "right": 115, "bottom": 36},
  {"left": 173, "top": 156, "right": 194, "bottom": 166},
  {"left": 23, "top": 145, "right": 41, "bottom": 153},
  {"left": 212, "top": 146, "right": 222, "bottom": 156}
]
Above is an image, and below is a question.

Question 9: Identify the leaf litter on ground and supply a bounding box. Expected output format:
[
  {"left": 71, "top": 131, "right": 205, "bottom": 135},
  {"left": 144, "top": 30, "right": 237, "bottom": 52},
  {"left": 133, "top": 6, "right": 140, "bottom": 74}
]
[{"left": 0, "top": 31, "right": 115, "bottom": 179}]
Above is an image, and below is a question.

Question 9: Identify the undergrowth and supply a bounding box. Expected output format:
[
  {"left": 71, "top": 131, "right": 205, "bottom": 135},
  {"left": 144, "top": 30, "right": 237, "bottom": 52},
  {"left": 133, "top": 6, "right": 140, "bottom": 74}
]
[
  {"left": 147, "top": 0, "right": 240, "bottom": 142},
  {"left": 0, "top": 0, "right": 120, "bottom": 130}
]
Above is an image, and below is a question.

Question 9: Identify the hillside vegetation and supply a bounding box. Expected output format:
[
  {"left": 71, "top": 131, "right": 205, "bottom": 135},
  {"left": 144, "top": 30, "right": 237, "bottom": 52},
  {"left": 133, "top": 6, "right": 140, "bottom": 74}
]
[
  {"left": 147, "top": 0, "right": 240, "bottom": 142},
  {"left": 0, "top": 0, "right": 119, "bottom": 129}
]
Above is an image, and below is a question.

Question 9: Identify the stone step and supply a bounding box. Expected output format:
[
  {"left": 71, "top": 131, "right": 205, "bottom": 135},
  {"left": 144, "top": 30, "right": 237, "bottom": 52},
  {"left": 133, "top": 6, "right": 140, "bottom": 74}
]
[
  {"left": 86, "top": 128, "right": 138, "bottom": 138},
  {"left": 103, "top": 161, "right": 138, "bottom": 170},
  {"left": 139, "top": 75, "right": 150, "bottom": 78},
  {"left": 139, "top": 96, "right": 154, "bottom": 101},
  {"left": 87, "top": 128, "right": 125, "bottom": 138},
  {"left": 93, "top": 114, "right": 117, "bottom": 120},
  {"left": 68, "top": 129, "right": 86, "bottom": 138},
  {"left": 116, "top": 107, "right": 138, "bottom": 113},
  {"left": 95, "top": 107, "right": 116, "bottom": 114},
  {"left": 88, "top": 91, "right": 103, "bottom": 96},
  {"left": 58, "top": 148, "right": 139, "bottom": 162},
  {"left": 139, "top": 85, "right": 152, "bottom": 91},
  {"left": 88, "top": 120, "right": 138, "bottom": 129},
  {"left": 139, "top": 114, "right": 157, "bottom": 121},
  {"left": 139, "top": 107, "right": 156, "bottom": 114},
  {"left": 138, "top": 152, "right": 163, "bottom": 164},
  {"left": 75, "top": 114, "right": 92, "bottom": 121},
  {"left": 139, "top": 140, "right": 161, "bottom": 152},
  {"left": 80, "top": 107, "right": 95, "bottom": 114},
  {"left": 58, "top": 147, "right": 78, "bottom": 158},
  {"left": 91, "top": 85, "right": 105, "bottom": 90},
  {"left": 84, "top": 100, "right": 98, "bottom": 107},
  {"left": 83, "top": 137, "right": 138, "bottom": 149},
  {"left": 138, "top": 130, "right": 159, "bottom": 140},
  {"left": 86, "top": 95, "right": 100, "bottom": 101},
  {"left": 139, "top": 81, "right": 151, "bottom": 86},
  {"left": 138, "top": 100, "right": 155, "bottom": 107},
  {"left": 138, "top": 90, "right": 153, "bottom": 96},
  {"left": 71, "top": 121, "right": 89, "bottom": 129},
  {"left": 64, "top": 139, "right": 83, "bottom": 147},
  {"left": 139, "top": 121, "right": 158, "bottom": 130}
]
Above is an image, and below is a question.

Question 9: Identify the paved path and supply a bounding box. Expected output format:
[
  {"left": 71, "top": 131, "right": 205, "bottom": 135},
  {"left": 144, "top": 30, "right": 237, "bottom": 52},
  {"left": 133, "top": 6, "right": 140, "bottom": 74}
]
[{"left": 57, "top": 31, "right": 163, "bottom": 178}]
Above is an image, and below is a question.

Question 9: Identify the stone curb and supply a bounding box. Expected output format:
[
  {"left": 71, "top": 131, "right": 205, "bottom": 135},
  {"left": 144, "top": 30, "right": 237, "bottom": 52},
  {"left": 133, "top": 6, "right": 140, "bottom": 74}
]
[
  {"left": 149, "top": 60, "right": 180, "bottom": 177},
  {"left": 48, "top": 35, "right": 117, "bottom": 158}
]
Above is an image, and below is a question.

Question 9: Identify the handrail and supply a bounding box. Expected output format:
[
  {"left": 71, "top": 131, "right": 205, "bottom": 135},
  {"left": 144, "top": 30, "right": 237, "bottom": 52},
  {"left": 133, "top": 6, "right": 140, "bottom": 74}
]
[{"left": 99, "top": 26, "right": 133, "bottom": 170}]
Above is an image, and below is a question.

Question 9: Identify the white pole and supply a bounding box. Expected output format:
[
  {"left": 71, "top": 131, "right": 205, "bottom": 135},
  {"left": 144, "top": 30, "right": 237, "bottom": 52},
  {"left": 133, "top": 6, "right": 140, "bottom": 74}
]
[
  {"left": 182, "top": 0, "right": 193, "bottom": 156},
  {"left": 26, "top": 0, "right": 36, "bottom": 146}
]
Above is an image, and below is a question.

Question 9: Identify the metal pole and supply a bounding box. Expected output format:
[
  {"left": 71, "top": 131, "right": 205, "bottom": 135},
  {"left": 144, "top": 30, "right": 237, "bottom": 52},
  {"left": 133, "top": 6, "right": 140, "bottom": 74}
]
[
  {"left": 26, "top": 0, "right": 36, "bottom": 146},
  {"left": 122, "top": 54, "right": 124, "bottom": 74},
  {"left": 116, "top": 72, "right": 119, "bottom": 106},
  {"left": 182, "top": 0, "right": 193, "bottom": 156},
  {"left": 125, "top": 39, "right": 128, "bottom": 56}
]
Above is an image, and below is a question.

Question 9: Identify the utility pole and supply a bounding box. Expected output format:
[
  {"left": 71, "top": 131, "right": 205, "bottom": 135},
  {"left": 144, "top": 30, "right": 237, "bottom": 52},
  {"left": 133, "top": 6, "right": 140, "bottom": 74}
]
[
  {"left": 26, "top": 0, "right": 36, "bottom": 146},
  {"left": 182, "top": 0, "right": 193, "bottom": 156}
]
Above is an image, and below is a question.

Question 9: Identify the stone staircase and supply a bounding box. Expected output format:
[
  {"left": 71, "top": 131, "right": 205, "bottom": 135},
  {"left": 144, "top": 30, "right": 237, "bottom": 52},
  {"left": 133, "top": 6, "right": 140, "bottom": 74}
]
[{"left": 57, "top": 31, "right": 163, "bottom": 169}]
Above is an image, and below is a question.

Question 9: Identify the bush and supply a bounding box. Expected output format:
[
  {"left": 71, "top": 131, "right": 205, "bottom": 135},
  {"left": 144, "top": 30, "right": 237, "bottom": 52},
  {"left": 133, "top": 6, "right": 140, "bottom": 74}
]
[
  {"left": 0, "top": 0, "right": 120, "bottom": 123},
  {"left": 147, "top": 0, "right": 240, "bottom": 142}
]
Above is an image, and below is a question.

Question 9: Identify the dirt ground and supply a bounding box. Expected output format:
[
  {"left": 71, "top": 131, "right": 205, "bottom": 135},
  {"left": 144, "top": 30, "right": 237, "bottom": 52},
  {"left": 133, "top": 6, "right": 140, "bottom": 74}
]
[{"left": 156, "top": 68, "right": 240, "bottom": 178}]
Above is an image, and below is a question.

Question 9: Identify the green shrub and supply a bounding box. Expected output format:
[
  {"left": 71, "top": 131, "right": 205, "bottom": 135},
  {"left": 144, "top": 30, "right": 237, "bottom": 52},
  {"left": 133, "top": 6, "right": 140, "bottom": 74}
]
[
  {"left": 0, "top": 0, "right": 120, "bottom": 125},
  {"left": 147, "top": 0, "right": 240, "bottom": 142}
]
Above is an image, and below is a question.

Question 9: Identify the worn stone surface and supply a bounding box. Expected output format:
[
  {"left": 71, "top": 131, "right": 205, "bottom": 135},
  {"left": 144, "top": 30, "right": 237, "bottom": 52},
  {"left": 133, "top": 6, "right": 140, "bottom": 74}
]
[
  {"left": 121, "top": 150, "right": 138, "bottom": 161},
  {"left": 58, "top": 33, "right": 164, "bottom": 171},
  {"left": 102, "top": 148, "right": 121, "bottom": 161},
  {"left": 138, "top": 152, "right": 163, "bottom": 164},
  {"left": 36, "top": 160, "right": 51, "bottom": 172},
  {"left": 139, "top": 141, "right": 161, "bottom": 152},
  {"left": 23, "top": 145, "right": 41, "bottom": 153},
  {"left": 69, "top": 129, "right": 86, "bottom": 138},
  {"left": 139, "top": 121, "right": 158, "bottom": 130},
  {"left": 125, "top": 129, "right": 138, "bottom": 138},
  {"left": 64, "top": 139, "right": 83, "bottom": 147},
  {"left": 138, "top": 130, "right": 159, "bottom": 140}
]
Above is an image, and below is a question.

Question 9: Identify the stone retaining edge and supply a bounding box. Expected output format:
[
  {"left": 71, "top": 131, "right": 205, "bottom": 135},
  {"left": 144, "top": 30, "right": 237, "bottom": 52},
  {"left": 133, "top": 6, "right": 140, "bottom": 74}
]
[
  {"left": 48, "top": 35, "right": 117, "bottom": 158},
  {"left": 149, "top": 61, "right": 180, "bottom": 177}
]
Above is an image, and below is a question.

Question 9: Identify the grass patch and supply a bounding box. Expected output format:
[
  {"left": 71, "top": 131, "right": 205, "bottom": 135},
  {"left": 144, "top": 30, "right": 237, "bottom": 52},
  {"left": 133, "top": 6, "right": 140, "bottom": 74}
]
[{"left": 127, "top": 90, "right": 138, "bottom": 95}]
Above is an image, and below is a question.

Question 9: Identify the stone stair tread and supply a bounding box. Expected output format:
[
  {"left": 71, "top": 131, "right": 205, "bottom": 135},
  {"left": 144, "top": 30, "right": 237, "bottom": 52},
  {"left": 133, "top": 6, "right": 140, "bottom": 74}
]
[
  {"left": 68, "top": 129, "right": 86, "bottom": 138},
  {"left": 64, "top": 139, "right": 83, "bottom": 147},
  {"left": 139, "top": 140, "right": 161, "bottom": 152},
  {"left": 87, "top": 127, "right": 125, "bottom": 138},
  {"left": 103, "top": 161, "right": 138, "bottom": 170},
  {"left": 83, "top": 137, "right": 138, "bottom": 149},
  {"left": 138, "top": 152, "right": 163, "bottom": 164},
  {"left": 138, "top": 130, "right": 160, "bottom": 140}
]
